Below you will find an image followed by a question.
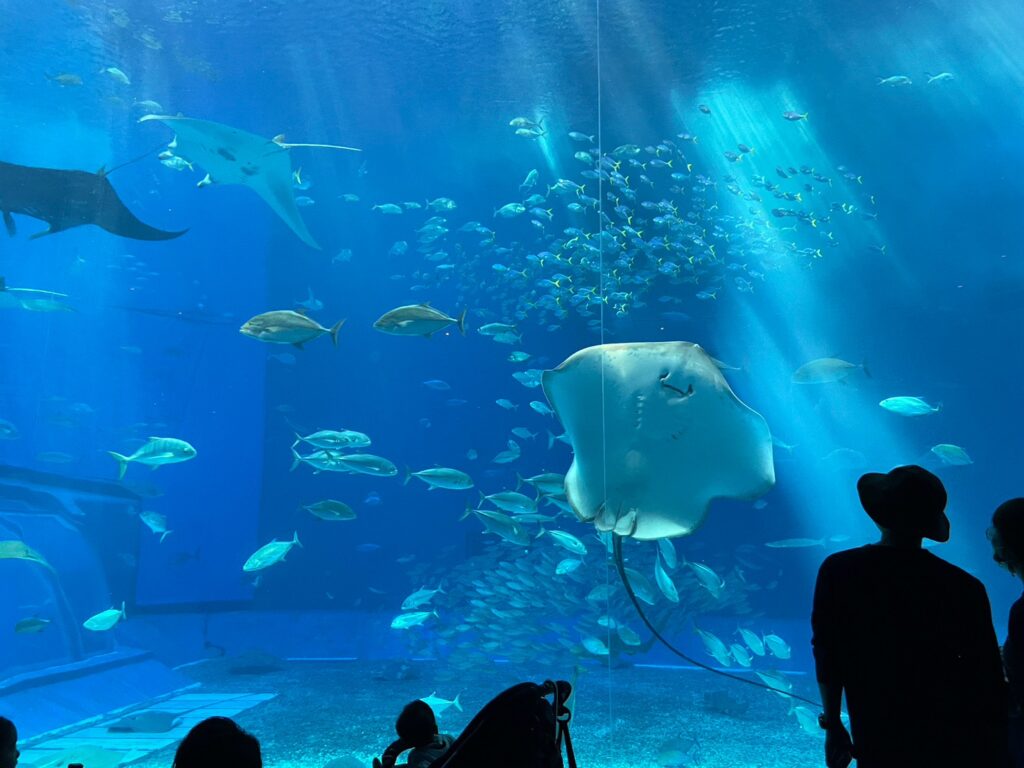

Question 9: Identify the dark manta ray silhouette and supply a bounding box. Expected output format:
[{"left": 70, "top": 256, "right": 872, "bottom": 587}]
[{"left": 0, "top": 159, "right": 186, "bottom": 241}]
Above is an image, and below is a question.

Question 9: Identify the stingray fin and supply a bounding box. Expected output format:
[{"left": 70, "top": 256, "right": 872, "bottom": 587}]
[{"left": 3, "top": 211, "right": 15, "bottom": 237}]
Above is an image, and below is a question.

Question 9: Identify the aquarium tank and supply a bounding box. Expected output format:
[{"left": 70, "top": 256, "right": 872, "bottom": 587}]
[{"left": 1, "top": 0, "right": 1022, "bottom": 765}]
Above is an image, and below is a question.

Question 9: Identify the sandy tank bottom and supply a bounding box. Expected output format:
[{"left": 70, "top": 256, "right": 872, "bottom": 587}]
[{"left": 121, "top": 657, "right": 822, "bottom": 768}]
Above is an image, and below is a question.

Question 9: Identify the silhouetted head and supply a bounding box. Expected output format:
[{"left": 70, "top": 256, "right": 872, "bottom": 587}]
[
  {"left": 173, "top": 717, "right": 261, "bottom": 768},
  {"left": 857, "top": 465, "right": 949, "bottom": 542},
  {"left": 0, "top": 716, "right": 18, "bottom": 768},
  {"left": 989, "top": 499, "right": 1024, "bottom": 576},
  {"left": 396, "top": 700, "right": 438, "bottom": 748}
]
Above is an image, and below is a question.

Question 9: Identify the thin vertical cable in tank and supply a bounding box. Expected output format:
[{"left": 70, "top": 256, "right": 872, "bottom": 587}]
[{"left": 594, "top": 0, "right": 614, "bottom": 746}]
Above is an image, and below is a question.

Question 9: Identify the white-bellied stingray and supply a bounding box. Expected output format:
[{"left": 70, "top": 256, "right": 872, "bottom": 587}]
[
  {"left": 0, "top": 160, "right": 186, "bottom": 242},
  {"left": 140, "top": 114, "right": 360, "bottom": 250},
  {"left": 542, "top": 341, "right": 774, "bottom": 540},
  {"left": 541, "top": 341, "right": 815, "bottom": 705}
]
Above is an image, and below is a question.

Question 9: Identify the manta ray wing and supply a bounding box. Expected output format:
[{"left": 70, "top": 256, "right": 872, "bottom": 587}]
[{"left": 0, "top": 160, "right": 186, "bottom": 241}]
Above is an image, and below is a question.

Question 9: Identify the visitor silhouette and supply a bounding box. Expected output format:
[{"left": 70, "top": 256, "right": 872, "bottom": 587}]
[
  {"left": 374, "top": 700, "right": 454, "bottom": 768},
  {"left": 172, "top": 716, "right": 262, "bottom": 768},
  {"left": 812, "top": 465, "right": 1007, "bottom": 768},
  {"left": 0, "top": 716, "right": 18, "bottom": 768},
  {"left": 990, "top": 497, "right": 1024, "bottom": 765}
]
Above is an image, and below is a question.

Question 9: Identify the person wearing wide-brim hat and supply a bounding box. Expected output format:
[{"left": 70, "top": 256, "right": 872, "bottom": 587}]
[
  {"left": 989, "top": 497, "right": 1024, "bottom": 766},
  {"left": 811, "top": 465, "right": 1007, "bottom": 768}
]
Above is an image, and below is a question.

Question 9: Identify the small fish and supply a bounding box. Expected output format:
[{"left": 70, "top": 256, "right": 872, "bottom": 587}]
[
  {"left": 546, "top": 529, "right": 587, "bottom": 555},
  {"left": 423, "top": 379, "right": 451, "bottom": 391},
  {"left": 877, "top": 75, "right": 913, "bottom": 86},
  {"left": 303, "top": 500, "right": 356, "bottom": 521},
  {"left": 765, "top": 538, "right": 825, "bottom": 549},
  {"left": 83, "top": 602, "right": 126, "bottom": 631},
  {"left": 738, "top": 628, "right": 765, "bottom": 656},
  {"left": 792, "top": 358, "right": 868, "bottom": 384},
  {"left": 925, "top": 71, "right": 955, "bottom": 84},
  {"left": 698, "top": 104, "right": 712, "bottom": 114},
  {"left": 243, "top": 532, "right": 301, "bottom": 572},
  {"left": 686, "top": 560, "right": 724, "bottom": 599},
  {"left": 555, "top": 558, "right": 583, "bottom": 575},
  {"left": 495, "top": 399, "right": 518, "bottom": 411},
  {"left": 402, "top": 586, "right": 445, "bottom": 610},
  {"left": 100, "top": 66, "right": 131, "bottom": 85},
  {"left": 420, "top": 691, "right": 462, "bottom": 716},
  {"left": 15, "top": 617, "right": 51, "bottom": 634},
  {"left": 930, "top": 444, "right": 972, "bottom": 466},
  {"left": 372, "top": 203, "right": 404, "bottom": 214},
  {"left": 782, "top": 111, "right": 808, "bottom": 121},
  {"left": 879, "top": 396, "right": 940, "bottom": 416},
  {"left": 140, "top": 510, "right": 172, "bottom": 543},
  {"left": 494, "top": 203, "right": 526, "bottom": 218},
  {"left": 296, "top": 287, "right": 323, "bottom": 312},
  {"left": 0, "top": 418, "right": 19, "bottom": 439},
  {"left": 654, "top": 555, "right": 679, "bottom": 603},
  {"left": 390, "top": 610, "right": 437, "bottom": 630},
  {"left": 47, "top": 72, "right": 83, "bottom": 86},
  {"left": 764, "top": 633, "right": 792, "bottom": 660},
  {"left": 529, "top": 401, "right": 554, "bottom": 417},
  {"left": 406, "top": 467, "right": 473, "bottom": 491}
]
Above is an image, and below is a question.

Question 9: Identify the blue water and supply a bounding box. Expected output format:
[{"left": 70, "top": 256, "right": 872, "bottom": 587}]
[{"left": 1, "top": 0, "right": 1023, "bottom": 761}]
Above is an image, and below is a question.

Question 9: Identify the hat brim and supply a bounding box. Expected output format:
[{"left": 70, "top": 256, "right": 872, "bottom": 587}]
[{"left": 858, "top": 471, "right": 950, "bottom": 542}]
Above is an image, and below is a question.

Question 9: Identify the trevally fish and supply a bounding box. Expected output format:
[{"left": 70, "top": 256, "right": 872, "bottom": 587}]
[
  {"left": 108, "top": 437, "right": 196, "bottom": 480},
  {"left": 791, "top": 357, "right": 868, "bottom": 384},
  {"left": 373, "top": 303, "right": 466, "bottom": 336},
  {"left": 420, "top": 691, "right": 462, "bottom": 716},
  {"left": 491, "top": 440, "right": 521, "bottom": 464},
  {"left": 483, "top": 491, "right": 536, "bottom": 515},
  {"left": 83, "top": 602, "right": 126, "bottom": 631},
  {"left": 930, "top": 443, "right": 972, "bottom": 465},
  {"left": 879, "top": 396, "right": 940, "bottom": 416},
  {"left": 402, "top": 585, "right": 445, "bottom": 610},
  {"left": 546, "top": 529, "right": 587, "bottom": 555},
  {"left": 469, "top": 509, "right": 530, "bottom": 546},
  {"left": 685, "top": 559, "right": 724, "bottom": 599},
  {"left": 303, "top": 500, "right": 356, "bottom": 521},
  {"left": 391, "top": 611, "right": 437, "bottom": 630},
  {"left": 765, "top": 538, "right": 825, "bottom": 549},
  {"left": 337, "top": 454, "right": 398, "bottom": 477},
  {"left": 654, "top": 555, "right": 679, "bottom": 603},
  {"left": 243, "top": 532, "right": 301, "bottom": 572},
  {"left": 140, "top": 510, "right": 172, "bottom": 542},
  {"left": 738, "top": 628, "right": 765, "bottom": 656},
  {"left": 764, "top": 633, "right": 791, "bottom": 660},
  {"left": 517, "top": 472, "right": 565, "bottom": 496},
  {"left": 15, "top": 617, "right": 51, "bottom": 634},
  {"left": 240, "top": 310, "right": 344, "bottom": 348},
  {"left": 406, "top": 467, "right": 474, "bottom": 490},
  {"left": 295, "top": 429, "right": 371, "bottom": 450}
]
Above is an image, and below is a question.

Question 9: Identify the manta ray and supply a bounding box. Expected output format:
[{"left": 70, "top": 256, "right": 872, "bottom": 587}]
[
  {"left": 140, "top": 114, "right": 361, "bottom": 249},
  {"left": 0, "top": 160, "right": 186, "bottom": 242}
]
